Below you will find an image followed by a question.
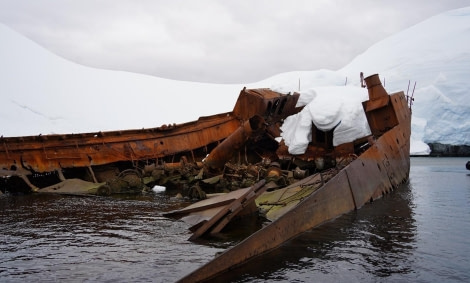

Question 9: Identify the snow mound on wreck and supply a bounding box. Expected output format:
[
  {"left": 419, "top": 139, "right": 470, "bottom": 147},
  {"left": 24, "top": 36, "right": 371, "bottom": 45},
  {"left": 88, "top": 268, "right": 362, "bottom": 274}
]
[{"left": 280, "top": 86, "right": 370, "bottom": 154}]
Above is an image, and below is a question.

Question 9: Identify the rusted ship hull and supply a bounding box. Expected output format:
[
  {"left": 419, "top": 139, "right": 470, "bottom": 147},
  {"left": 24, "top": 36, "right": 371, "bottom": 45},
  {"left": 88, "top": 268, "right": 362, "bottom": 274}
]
[
  {"left": 177, "top": 76, "right": 411, "bottom": 282},
  {"left": 0, "top": 113, "right": 239, "bottom": 173},
  {"left": 0, "top": 88, "right": 301, "bottom": 194},
  {"left": 1, "top": 72, "right": 411, "bottom": 282},
  {"left": 0, "top": 112, "right": 241, "bottom": 190}
]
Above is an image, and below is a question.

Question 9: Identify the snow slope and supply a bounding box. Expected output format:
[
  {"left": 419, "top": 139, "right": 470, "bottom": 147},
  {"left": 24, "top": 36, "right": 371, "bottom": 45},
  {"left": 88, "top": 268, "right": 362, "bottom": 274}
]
[
  {"left": 1, "top": 7, "right": 469, "bottom": 156},
  {"left": 0, "top": 23, "right": 244, "bottom": 136},
  {"left": 258, "top": 7, "right": 470, "bottom": 155},
  {"left": 339, "top": 7, "right": 470, "bottom": 154}
]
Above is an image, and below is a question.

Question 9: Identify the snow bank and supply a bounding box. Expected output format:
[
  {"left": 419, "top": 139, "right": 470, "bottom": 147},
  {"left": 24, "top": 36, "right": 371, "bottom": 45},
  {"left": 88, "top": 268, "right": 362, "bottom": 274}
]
[
  {"left": 258, "top": 7, "right": 470, "bottom": 155},
  {"left": 339, "top": 7, "right": 470, "bottom": 152},
  {"left": 0, "top": 24, "right": 244, "bottom": 137}
]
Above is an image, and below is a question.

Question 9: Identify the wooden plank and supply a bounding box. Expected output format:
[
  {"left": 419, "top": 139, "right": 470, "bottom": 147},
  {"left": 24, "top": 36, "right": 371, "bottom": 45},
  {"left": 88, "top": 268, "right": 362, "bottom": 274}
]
[{"left": 188, "top": 180, "right": 266, "bottom": 241}]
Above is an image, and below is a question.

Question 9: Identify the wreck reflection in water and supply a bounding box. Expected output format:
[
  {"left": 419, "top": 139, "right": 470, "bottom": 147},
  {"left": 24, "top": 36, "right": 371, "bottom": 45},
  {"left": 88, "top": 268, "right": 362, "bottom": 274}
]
[
  {"left": 1, "top": 157, "right": 469, "bottom": 282},
  {"left": 217, "top": 181, "right": 417, "bottom": 282}
]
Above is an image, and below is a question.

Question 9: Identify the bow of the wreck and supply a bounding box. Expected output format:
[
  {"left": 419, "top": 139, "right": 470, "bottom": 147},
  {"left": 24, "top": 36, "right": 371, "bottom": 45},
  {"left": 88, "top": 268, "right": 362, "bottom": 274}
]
[{"left": 176, "top": 74, "right": 412, "bottom": 282}]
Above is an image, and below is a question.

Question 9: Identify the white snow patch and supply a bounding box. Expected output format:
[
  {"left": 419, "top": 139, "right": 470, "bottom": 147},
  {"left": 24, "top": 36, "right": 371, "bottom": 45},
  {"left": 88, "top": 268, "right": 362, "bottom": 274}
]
[{"left": 152, "top": 185, "right": 166, "bottom": 193}]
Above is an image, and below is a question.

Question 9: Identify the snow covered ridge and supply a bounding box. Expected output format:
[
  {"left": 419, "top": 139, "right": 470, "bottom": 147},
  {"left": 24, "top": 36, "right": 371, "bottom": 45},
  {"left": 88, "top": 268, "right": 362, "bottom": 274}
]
[
  {"left": 1, "top": 7, "right": 469, "bottom": 156},
  {"left": 339, "top": 7, "right": 470, "bottom": 154},
  {"left": 261, "top": 7, "right": 470, "bottom": 155}
]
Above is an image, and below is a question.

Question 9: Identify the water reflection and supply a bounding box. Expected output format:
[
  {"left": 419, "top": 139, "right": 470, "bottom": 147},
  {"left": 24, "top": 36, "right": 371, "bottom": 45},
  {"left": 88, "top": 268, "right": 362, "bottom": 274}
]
[
  {"left": 1, "top": 157, "right": 469, "bottom": 282},
  {"left": 0, "top": 193, "right": 221, "bottom": 282},
  {"left": 213, "top": 181, "right": 417, "bottom": 283},
  {"left": 212, "top": 157, "right": 470, "bottom": 282}
]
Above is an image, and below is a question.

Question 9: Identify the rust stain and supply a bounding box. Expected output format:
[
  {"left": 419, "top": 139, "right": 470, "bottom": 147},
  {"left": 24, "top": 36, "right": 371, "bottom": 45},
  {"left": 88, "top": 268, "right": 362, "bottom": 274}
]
[{"left": 176, "top": 74, "right": 412, "bottom": 282}]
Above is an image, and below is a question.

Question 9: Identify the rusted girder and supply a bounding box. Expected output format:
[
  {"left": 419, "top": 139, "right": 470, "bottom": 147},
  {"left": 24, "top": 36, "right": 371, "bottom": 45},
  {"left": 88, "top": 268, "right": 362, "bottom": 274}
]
[{"left": 203, "top": 115, "right": 266, "bottom": 170}]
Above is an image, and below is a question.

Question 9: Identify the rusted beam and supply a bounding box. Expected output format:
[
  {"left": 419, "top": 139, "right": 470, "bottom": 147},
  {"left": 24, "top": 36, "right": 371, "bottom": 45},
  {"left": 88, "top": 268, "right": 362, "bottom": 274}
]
[
  {"left": 203, "top": 115, "right": 266, "bottom": 170},
  {"left": 188, "top": 179, "right": 267, "bottom": 241}
]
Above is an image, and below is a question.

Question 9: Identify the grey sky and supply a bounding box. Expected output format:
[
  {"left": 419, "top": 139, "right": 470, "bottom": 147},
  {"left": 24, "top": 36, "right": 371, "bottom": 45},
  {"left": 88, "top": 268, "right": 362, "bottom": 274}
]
[{"left": 0, "top": 0, "right": 468, "bottom": 83}]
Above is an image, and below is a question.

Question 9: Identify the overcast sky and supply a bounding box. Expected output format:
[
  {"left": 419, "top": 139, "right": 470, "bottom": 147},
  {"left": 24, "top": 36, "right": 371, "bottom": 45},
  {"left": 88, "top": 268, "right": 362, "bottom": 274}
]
[{"left": 0, "top": 0, "right": 468, "bottom": 83}]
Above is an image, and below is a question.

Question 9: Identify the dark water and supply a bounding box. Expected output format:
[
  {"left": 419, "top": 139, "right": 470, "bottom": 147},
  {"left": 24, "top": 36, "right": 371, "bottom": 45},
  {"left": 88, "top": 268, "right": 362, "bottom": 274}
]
[{"left": 1, "top": 157, "right": 469, "bottom": 282}]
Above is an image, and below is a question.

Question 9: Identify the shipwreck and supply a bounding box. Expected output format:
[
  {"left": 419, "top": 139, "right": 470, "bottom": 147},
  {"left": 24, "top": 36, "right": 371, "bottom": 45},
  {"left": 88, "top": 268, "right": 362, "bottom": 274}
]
[
  {"left": 0, "top": 73, "right": 412, "bottom": 282},
  {"left": 170, "top": 73, "right": 412, "bottom": 282}
]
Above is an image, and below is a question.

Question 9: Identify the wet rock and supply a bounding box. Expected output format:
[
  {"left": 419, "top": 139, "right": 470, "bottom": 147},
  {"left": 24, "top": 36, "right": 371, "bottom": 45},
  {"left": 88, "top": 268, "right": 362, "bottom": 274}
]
[
  {"left": 428, "top": 143, "right": 470, "bottom": 157},
  {"left": 174, "top": 193, "right": 183, "bottom": 199}
]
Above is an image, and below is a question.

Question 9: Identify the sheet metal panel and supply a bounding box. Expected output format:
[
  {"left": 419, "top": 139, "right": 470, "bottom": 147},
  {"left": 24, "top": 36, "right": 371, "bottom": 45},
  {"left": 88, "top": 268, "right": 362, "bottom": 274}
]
[
  {"left": 178, "top": 170, "right": 356, "bottom": 282},
  {"left": 346, "top": 143, "right": 393, "bottom": 209},
  {"left": 0, "top": 114, "right": 239, "bottom": 172}
]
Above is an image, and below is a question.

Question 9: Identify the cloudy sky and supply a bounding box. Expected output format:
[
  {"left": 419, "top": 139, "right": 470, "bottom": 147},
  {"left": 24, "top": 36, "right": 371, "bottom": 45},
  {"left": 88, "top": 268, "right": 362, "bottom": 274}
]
[{"left": 0, "top": 0, "right": 468, "bottom": 83}]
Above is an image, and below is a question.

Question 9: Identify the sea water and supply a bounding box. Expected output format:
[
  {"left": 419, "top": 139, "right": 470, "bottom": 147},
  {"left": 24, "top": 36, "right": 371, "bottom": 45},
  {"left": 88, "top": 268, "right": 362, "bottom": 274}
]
[{"left": 1, "top": 157, "right": 469, "bottom": 282}]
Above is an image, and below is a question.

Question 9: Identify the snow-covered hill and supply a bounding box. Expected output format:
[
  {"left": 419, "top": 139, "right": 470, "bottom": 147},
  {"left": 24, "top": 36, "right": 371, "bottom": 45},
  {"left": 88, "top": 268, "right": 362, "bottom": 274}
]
[
  {"left": 339, "top": 7, "right": 470, "bottom": 154},
  {"left": 1, "top": 7, "right": 469, "bottom": 155},
  {"left": 256, "top": 7, "right": 470, "bottom": 155},
  {"left": 0, "top": 24, "right": 245, "bottom": 136}
]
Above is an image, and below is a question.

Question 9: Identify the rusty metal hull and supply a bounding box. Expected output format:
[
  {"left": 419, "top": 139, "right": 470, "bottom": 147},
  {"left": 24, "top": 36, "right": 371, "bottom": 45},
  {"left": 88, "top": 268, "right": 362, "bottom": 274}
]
[
  {"left": 177, "top": 89, "right": 411, "bottom": 282},
  {"left": 0, "top": 88, "right": 301, "bottom": 193},
  {"left": 0, "top": 113, "right": 239, "bottom": 174},
  {"left": 0, "top": 88, "right": 300, "bottom": 175}
]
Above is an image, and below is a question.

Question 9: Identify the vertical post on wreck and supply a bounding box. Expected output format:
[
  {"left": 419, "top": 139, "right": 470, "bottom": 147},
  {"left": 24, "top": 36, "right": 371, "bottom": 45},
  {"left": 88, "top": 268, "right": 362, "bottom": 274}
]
[
  {"left": 364, "top": 74, "right": 388, "bottom": 100},
  {"left": 19, "top": 174, "right": 39, "bottom": 192},
  {"left": 56, "top": 169, "right": 66, "bottom": 181},
  {"left": 203, "top": 115, "right": 266, "bottom": 170},
  {"left": 362, "top": 74, "right": 399, "bottom": 137},
  {"left": 87, "top": 165, "right": 98, "bottom": 183}
]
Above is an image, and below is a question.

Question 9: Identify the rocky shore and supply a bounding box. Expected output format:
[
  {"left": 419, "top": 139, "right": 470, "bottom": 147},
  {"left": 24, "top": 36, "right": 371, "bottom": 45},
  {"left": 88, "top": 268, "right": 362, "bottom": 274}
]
[{"left": 427, "top": 143, "right": 470, "bottom": 157}]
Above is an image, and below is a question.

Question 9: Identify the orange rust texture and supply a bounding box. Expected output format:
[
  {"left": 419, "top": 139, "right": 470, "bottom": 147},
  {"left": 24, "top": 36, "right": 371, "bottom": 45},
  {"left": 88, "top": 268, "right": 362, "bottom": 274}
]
[
  {"left": 363, "top": 74, "right": 399, "bottom": 137},
  {"left": 0, "top": 113, "right": 240, "bottom": 173},
  {"left": 233, "top": 88, "right": 301, "bottom": 122},
  {"left": 177, "top": 90, "right": 412, "bottom": 283},
  {"left": 0, "top": 88, "right": 301, "bottom": 174}
]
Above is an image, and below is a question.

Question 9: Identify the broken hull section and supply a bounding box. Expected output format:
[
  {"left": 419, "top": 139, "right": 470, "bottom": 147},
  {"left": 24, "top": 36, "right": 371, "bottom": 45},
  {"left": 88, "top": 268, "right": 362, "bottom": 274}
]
[
  {"left": 0, "top": 114, "right": 239, "bottom": 194},
  {"left": 0, "top": 88, "right": 301, "bottom": 194},
  {"left": 0, "top": 71, "right": 412, "bottom": 282},
  {"left": 177, "top": 81, "right": 411, "bottom": 282}
]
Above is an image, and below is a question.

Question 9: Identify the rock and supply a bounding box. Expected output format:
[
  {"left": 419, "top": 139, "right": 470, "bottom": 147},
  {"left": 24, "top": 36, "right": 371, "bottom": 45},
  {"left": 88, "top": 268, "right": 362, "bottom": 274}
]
[
  {"left": 428, "top": 143, "right": 470, "bottom": 157},
  {"left": 175, "top": 193, "right": 183, "bottom": 199}
]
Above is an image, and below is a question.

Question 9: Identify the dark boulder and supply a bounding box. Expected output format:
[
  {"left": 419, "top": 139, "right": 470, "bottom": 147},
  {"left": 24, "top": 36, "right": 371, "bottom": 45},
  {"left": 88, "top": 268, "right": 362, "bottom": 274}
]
[{"left": 428, "top": 143, "right": 470, "bottom": 157}]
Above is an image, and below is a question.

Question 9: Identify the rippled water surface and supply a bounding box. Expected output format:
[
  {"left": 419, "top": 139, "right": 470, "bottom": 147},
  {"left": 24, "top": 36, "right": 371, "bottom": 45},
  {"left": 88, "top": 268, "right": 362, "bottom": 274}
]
[{"left": 1, "top": 157, "right": 469, "bottom": 282}]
